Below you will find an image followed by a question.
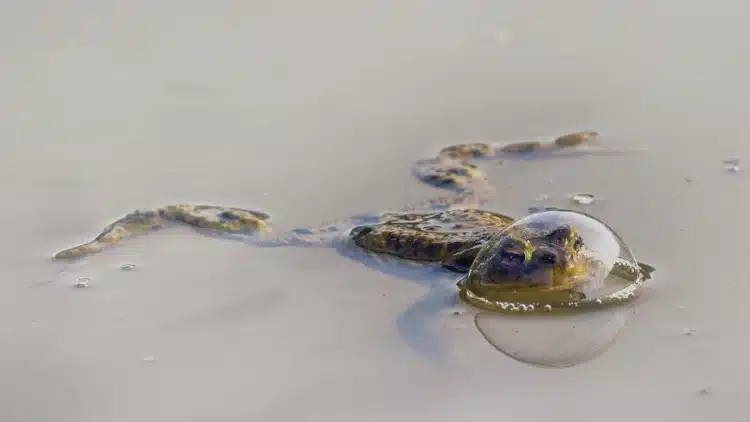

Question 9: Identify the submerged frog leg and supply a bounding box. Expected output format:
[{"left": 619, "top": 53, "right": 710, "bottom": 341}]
[
  {"left": 493, "top": 131, "right": 599, "bottom": 154},
  {"left": 259, "top": 214, "right": 381, "bottom": 248},
  {"left": 610, "top": 260, "right": 655, "bottom": 282},
  {"left": 493, "top": 131, "right": 648, "bottom": 161},
  {"left": 403, "top": 131, "right": 637, "bottom": 214},
  {"left": 53, "top": 205, "right": 271, "bottom": 259},
  {"left": 262, "top": 143, "right": 503, "bottom": 246},
  {"left": 404, "top": 143, "right": 497, "bottom": 213}
]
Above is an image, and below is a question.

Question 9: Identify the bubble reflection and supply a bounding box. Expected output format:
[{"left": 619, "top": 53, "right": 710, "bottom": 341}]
[{"left": 475, "top": 306, "right": 630, "bottom": 368}]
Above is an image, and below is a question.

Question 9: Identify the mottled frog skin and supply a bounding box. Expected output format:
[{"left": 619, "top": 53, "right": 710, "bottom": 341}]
[{"left": 53, "top": 131, "right": 654, "bottom": 308}]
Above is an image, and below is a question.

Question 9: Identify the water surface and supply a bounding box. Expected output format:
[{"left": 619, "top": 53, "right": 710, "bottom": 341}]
[{"left": 1, "top": 1, "right": 749, "bottom": 421}]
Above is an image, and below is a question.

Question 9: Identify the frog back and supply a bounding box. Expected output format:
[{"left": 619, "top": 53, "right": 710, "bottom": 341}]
[{"left": 349, "top": 209, "right": 516, "bottom": 261}]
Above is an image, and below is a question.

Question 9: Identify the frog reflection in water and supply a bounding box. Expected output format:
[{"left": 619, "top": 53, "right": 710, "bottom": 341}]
[{"left": 54, "top": 131, "right": 654, "bottom": 313}]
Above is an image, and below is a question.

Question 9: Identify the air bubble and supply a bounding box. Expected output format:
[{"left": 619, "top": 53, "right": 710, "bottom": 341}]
[
  {"left": 458, "top": 209, "right": 651, "bottom": 313},
  {"left": 723, "top": 158, "right": 741, "bottom": 173},
  {"left": 73, "top": 277, "right": 91, "bottom": 289},
  {"left": 120, "top": 263, "right": 137, "bottom": 271},
  {"left": 570, "top": 193, "right": 596, "bottom": 205},
  {"left": 475, "top": 308, "right": 629, "bottom": 368}
]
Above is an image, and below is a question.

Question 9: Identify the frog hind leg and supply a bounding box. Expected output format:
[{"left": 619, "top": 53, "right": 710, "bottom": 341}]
[
  {"left": 259, "top": 214, "right": 382, "bottom": 248},
  {"left": 53, "top": 204, "right": 271, "bottom": 260},
  {"left": 264, "top": 143, "right": 501, "bottom": 249},
  {"left": 405, "top": 143, "right": 497, "bottom": 214},
  {"left": 406, "top": 132, "right": 619, "bottom": 214}
]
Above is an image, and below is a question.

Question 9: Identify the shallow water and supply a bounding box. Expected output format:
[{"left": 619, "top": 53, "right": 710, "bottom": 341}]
[{"left": 2, "top": 0, "right": 750, "bottom": 420}]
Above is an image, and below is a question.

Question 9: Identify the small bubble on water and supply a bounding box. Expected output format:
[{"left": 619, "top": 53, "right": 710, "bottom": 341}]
[
  {"left": 682, "top": 328, "right": 697, "bottom": 336},
  {"left": 724, "top": 158, "right": 741, "bottom": 173},
  {"left": 120, "top": 263, "right": 137, "bottom": 271},
  {"left": 570, "top": 193, "right": 596, "bottom": 205},
  {"left": 73, "top": 277, "right": 91, "bottom": 289}
]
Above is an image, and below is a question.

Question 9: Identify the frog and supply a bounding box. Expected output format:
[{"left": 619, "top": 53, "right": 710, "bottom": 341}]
[{"left": 52, "top": 131, "right": 655, "bottom": 355}]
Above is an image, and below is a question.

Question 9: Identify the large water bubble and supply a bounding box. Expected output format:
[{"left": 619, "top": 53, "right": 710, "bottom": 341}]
[
  {"left": 474, "top": 309, "right": 629, "bottom": 368},
  {"left": 463, "top": 209, "right": 655, "bottom": 368},
  {"left": 459, "top": 209, "right": 653, "bottom": 313}
]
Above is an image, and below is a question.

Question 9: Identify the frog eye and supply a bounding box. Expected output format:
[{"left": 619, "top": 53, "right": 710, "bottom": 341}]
[{"left": 498, "top": 245, "right": 526, "bottom": 266}]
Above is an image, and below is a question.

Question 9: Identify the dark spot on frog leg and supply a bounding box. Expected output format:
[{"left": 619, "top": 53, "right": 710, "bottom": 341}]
[
  {"left": 386, "top": 233, "right": 400, "bottom": 250},
  {"left": 554, "top": 131, "right": 598, "bottom": 147},
  {"left": 499, "top": 141, "right": 542, "bottom": 154},
  {"left": 441, "top": 244, "right": 483, "bottom": 273},
  {"left": 421, "top": 241, "right": 443, "bottom": 257},
  {"left": 349, "top": 226, "right": 373, "bottom": 240},
  {"left": 219, "top": 211, "right": 241, "bottom": 221},
  {"left": 446, "top": 241, "right": 464, "bottom": 253}
]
